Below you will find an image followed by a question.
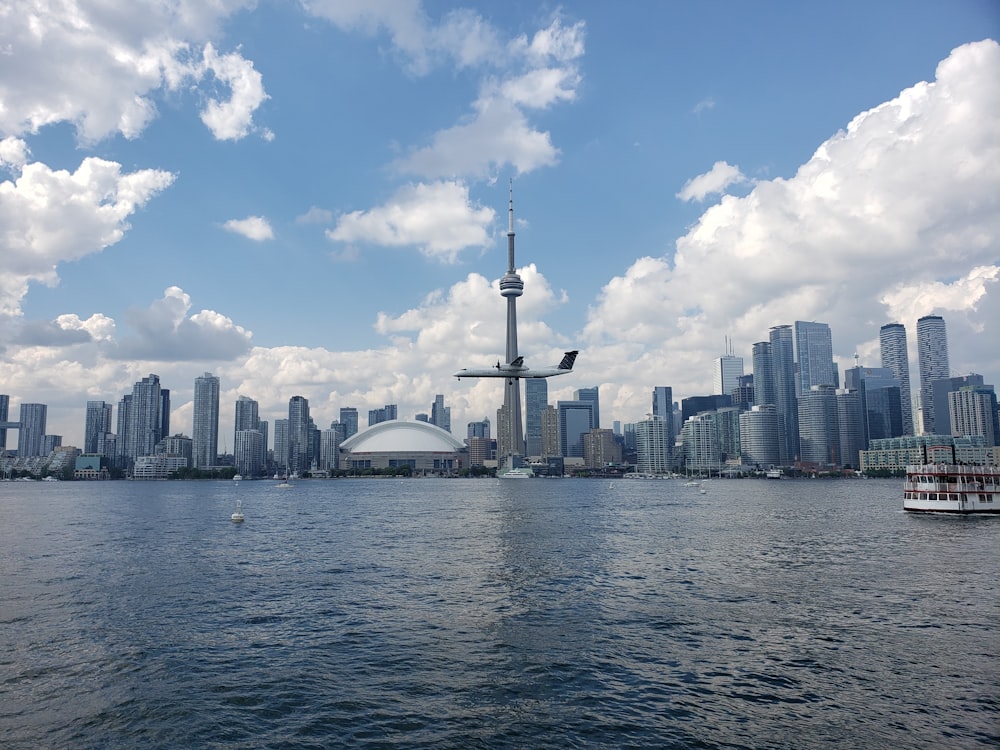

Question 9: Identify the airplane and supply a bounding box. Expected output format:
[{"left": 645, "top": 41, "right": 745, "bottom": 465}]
[{"left": 454, "top": 350, "right": 578, "bottom": 380}]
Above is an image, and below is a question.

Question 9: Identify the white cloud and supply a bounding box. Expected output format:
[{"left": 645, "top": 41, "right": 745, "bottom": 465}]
[
  {"left": 0, "top": 1, "right": 266, "bottom": 143},
  {"left": 676, "top": 161, "right": 751, "bottom": 202},
  {"left": 693, "top": 98, "right": 716, "bottom": 115},
  {"left": 0, "top": 136, "right": 29, "bottom": 168},
  {"left": 327, "top": 181, "right": 494, "bottom": 261},
  {"left": 0, "top": 154, "right": 175, "bottom": 317},
  {"left": 582, "top": 39, "right": 1000, "bottom": 421},
  {"left": 223, "top": 215, "right": 274, "bottom": 241},
  {"left": 296, "top": 206, "right": 334, "bottom": 225},
  {"left": 114, "top": 287, "right": 253, "bottom": 362}
]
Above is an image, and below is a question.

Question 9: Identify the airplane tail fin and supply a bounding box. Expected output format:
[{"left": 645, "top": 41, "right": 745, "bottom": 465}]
[{"left": 558, "top": 350, "right": 578, "bottom": 370}]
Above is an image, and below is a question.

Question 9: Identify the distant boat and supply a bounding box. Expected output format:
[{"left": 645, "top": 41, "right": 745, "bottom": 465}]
[
  {"left": 766, "top": 468, "right": 783, "bottom": 479},
  {"left": 498, "top": 467, "right": 533, "bottom": 479},
  {"left": 699, "top": 481, "right": 708, "bottom": 495},
  {"left": 233, "top": 473, "right": 243, "bottom": 483},
  {"left": 277, "top": 468, "right": 293, "bottom": 489},
  {"left": 231, "top": 497, "right": 245, "bottom": 523}
]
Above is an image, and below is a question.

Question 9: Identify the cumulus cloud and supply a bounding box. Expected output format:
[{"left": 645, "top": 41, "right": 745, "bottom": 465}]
[
  {"left": 0, "top": 1, "right": 266, "bottom": 143},
  {"left": 676, "top": 161, "right": 751, "bottom": 202},
  {"left": 0, "top": 153, "right": 175, "bottom": 317},
  {"left": 223, "top": 215, "right": 274, "bottom": 241},
  {"left": 327, "top": 181, "right": 494, "bottom": 261},
  {"left": 582, "top": 39, "right": 1000, "bottom": 420},
  {"left": 114, "top": 287, "right": 253, "bottom": 361}
]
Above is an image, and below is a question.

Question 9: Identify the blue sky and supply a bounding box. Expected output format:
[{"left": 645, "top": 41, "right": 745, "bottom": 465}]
[{"left": 1, "top": 0, "right": 998, "bottom": 446}]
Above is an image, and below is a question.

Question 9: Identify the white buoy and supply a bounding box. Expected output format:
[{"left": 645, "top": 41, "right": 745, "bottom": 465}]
[{"left": 231, "top": 497, "right": 245, "bottom": 523}]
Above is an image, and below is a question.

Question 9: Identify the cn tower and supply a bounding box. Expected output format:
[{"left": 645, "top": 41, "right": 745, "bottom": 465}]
[{"left": 499, "top": 180, "right": 526, "bottom": 459}]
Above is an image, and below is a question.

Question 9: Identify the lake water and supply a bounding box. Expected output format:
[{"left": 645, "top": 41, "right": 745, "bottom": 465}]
[{"left": 1, "top": 477, "right": 997, "bottom": 749}]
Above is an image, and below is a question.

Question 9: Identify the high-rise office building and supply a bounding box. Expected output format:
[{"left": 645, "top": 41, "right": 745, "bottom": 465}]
[
  {"left": 525, "top": 379, "right": 547, "bottom": 457},
  {"left": 752, "top": 342, "right": 776, "bottom": 407},
  {"left": 731, "top": 374, "right": 755, "bottom": 411},
  {"left": 930, "top": 374, "right": 983, "bottom": 437},
  {"left": 192, "top": 372, "right": 220, "bottom": 469},
  {"left": 879, "top": 322, "right": 914, "bottom": 435},
  {"left": 836, "top": 389, "right": 865, "bottom": 469},
  {"left": 368, "top": 404, "right": 397, "bottom": 427},
  {"left": 84, "top": 401, "right": 112, "bottom": 454},
  {"left": 652, "top": 386, "right": 672, "bottom": 421},
  {"left": 160, "top": 389, "right": 170, "bottom": 441},
  {"left": 583, "top": 428, "right": 621, "bottom": 469},
  {"left": 116, "top": 394, "right": 131, "bottom": 467},
  {"left": 557, "top": 400, "right": 594, "bottom": 458},
  {"left": 125, "top": 374, "right": 163, "bottom": 463},
  {"left": 288, "top": 396, "right": 312, "bottom": 475},
  {"left": 574, "top": 387, "right": 600, "bottom": 430},
  {"left": 18, "top": 403, "right": 47, "bottom": 457},
  {"left": 844, "top": 366, "right": 904, "bottom": 446},
  {"left": 467, "top": 419, "right": 491, "bottom": 440},
  {"left": 235, "top": 396, "right": 263, "bottom": 471},
  {"left": 770, "top": 325, "right": 799, "bottom": 460},
  {"left": 917, "top": 314, "right": 950, "bottom": 434},
  {"left": 273, "top": 418, "right": 289, "bottom": 471},
  {"left": 795, "top": 321, "right": 836, "bottom": 393},
  {"left": 540, "top": 406, "right": 559, "bottom": 458},
  {"left": 339, "top": 407, "right": 358, "bottom": 439},
  {"left": 680, "top": 413, "right": 721, "bottom": 472},
  {"left": 681, "top": 394, "right": 733, "bottom": 425},
  {"left": 0, "top": 394, "right": 8, "bottom": 451},
  {"left": 430, "top": 395, "right": 451, "bottom": 433},
  {"left": 713, "top": 354, "right": 744, "bottom": 398}
]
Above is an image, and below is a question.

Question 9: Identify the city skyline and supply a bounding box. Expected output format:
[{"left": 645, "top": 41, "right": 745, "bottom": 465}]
[{"left": 1, "top": 3, "right": 997, "bottom": 446}]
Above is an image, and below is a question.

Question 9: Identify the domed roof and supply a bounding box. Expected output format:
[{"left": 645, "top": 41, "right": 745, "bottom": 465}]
[{"left": 340, "top": 420, "right": 465, "bottom": 453}]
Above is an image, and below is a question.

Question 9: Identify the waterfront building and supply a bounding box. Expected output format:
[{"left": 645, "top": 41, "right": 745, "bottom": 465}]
[
  {"left": 540, "top": 406, "right": 559, "bottom": 458},
  {"left": 0, "top": 394, "right": 9, "bottom": 451},
  {"left": 288, "top": 396, "right": 311, "bottom": 475},
  {"left": 430, "top": 395, "right": 451, "bottom": 433},
  {"left": 751, "top": 341, "right": 776, "bottom": 408},
  {"left": 133, "top": 454, "right": 189, "bottom": 479},
  {"left": 797, "top": 385, "right": 841, "bottom": 468},
  {"left": 18, "top": 403, "right": 47, "bottom": 457},
  {"left": 739, "top": 404, "right": 786, "bottom": 467},
  {"left": 125, "top": 374, "right": 164, "bottom": 465},
  {"left": 557, "top": 400, "right": 595, "bottom": 458},
  {"left": 235, "top": 430, "right": 264, "bottom": 476},
  {"left": 234, "top": 396, "right": 264, "bottom": 471},
  {"left": 192, "top": 372, "right": 220, "bottom": 469},
  {"left": 160, "top": 389, "right": 170, "bottom": 441},
  {"left": 583, "top": 428, "right": 621, "bottom": 469},
  {"left": 916, "top": 314, "right": 950, "bottom": 434},
  {"left": 859, "top": 434, "right": 992, "bottom": 472},
  {"left": 41, "top": 434, "right": 62, "bottom": 454},
  {"left": 273, "top": 418, "right": 289, "bottom": 471},
  {"left": 318, "top": 428, "right": 340, "bottom": 471},
  {"left": 339, "top": 407, "right": 359, "bottom": 440},
  {"left": 339, "top": 420, "right": 465, "bottom": 474},
  {"left": 525, "top": 379, "right": 547, "bottom": 457},
  {"left": 84, "top": 401, "right": 112, "bottom": 455},
  {"left": 770, "top": 325, "right": 799, "bottom": 461},
  {"left": 157, "top": 434, "right": 193, "bottom": 466},
  {"left": 681, "top": 395, "right": 733, "bottom": 425},
  {"left": 467, "top": 436, "right": 493, "bottom": 466},
  {"left": 634, "top": 416, "right": 672, "bottom": 474},
  {"left": 836, "top": 389, "right": 865, "bottom": 469},
  {"left": 931, "top": 374, "right": 984, "bottom": 436},
  {"left": 731, "top": 375, "right": 755, "bottom": 412},
  {"left": 949, "top": 384, "right": 999, "bottom": 446},
  {"left": 844, "top": 366, "right": 904, "bottom": 446},
  {"left": 713, "top": 354, "right": 744, "bottom": 397},
  {"left": 713, "top": 407, "right": 742, "bottom": 463},
  {"left": 680, "top": 413, "right": 721, "bottom": 472},
  {"left": 879, "top": 323, "right": 914, "bottom": 434},
  {"left": 795, "top": 321, "right": 837, "bottom": 394}
]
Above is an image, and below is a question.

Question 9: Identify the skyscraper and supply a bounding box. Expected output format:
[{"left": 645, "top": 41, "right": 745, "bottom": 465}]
[
  {"left": 339, "top": 407, "right": 359, "bottom": 439},
  {"left": 288, "top": 396, "right": 311, "bottom": 475},
  {"left": 751, "top": 342, "right": 776, "bottom": 408},
  {"left": 557, "top": 400, "right": 594, "bottom": 458},
  {"left": 713, "top": 354, "right": 744, "bottom": 397},
  {"left": 84, "top": 401, "right": 112, "bottom": 454},
  {"left": 797, "top": 385, "right": 840, "bottom": 467},
  {"left": 879, "top": 322, "right": 914, "bottom": 435},
  {"left": 652, "top": 386, "right": 672, "bottom": 421},
  {"left": 574, "top": 386, "right": 600, "bottom": 429},
  {"left": 235, "top": 395, "right": 262, "bottom": 471},
  {"left": 948, "top": 384, "right": 999, "bottom": 446},
  {"left": 430, "top": 394, "right": 451, "bottom": 433},
  {"left": 273, "top": 418, "right": 289, "bottom": 471},
  {"left": 917, "top": 314, "right": 950, "bottom": 434},
  {"left": 844, "top": 366, "right": 904, "bottom": 445},
  {"left": 635, "top": 416, "right": 672, "bottom": 474},
  {"left": 192, "top": 372, "right": 220, "bottom": 469},
  {"left": 932, "top": 374, "right": 985, "bottom": 436},
  {"left": 125, "top": 374, "right": 163, "bottom": 463},
  {"left": 525, "top": 379, "right": 547, "bottom": 457},
  {"left": 739, "top": 405, "right": 786, "bottom": 468},
  {"left": 770, "top": 325, "right": 798, "bottom": 461},
  {"left": 795, "top": 321, "right": 836, "bottom": 393},
  {"left": 0, "top": 394, "right": 9, "bottom": 451},
  {"left": 18, "top": 403, "right": 47, "bottom": 457}
]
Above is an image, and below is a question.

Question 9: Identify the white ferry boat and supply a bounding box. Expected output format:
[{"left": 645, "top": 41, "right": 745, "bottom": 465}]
[{"left": 903, "top": 463, "right": 1000, "bottom": 514}]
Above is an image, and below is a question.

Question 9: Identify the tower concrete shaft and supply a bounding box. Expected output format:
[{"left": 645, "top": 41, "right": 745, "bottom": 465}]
[{"left": 499, "top": 182, "right": 525, "bottom": 459}]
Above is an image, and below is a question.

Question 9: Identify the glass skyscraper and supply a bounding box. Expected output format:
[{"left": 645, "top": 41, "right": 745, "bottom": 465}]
[
  {"left": 557, "top": 400, "right": 594, "bottom": 458},
  {"left": 916, "top": 314, "right": 950, "bottom": 434},
  {"left": 525, "top": 379, "right": 547, "bottom": 457},
  {"left": 84, "top": 400, "right": 112, "bottom": 454},
  {"left": 769, "top": 325, "right": 798, "bottom": 461},
  {"left": 125, "top": 374, "right": 162, "bottom": 464},
  {"left": 17, "top": 403, "right": 47, "bottom": 457},
  {"left": 794, "top": 321, "right": 836, "bottom": 393},
  {"left": 879, "top": 322, "right": 914, "bottom": 435},
  {"left": 192, "top": 372, "right": 220, "bottom": 468}
]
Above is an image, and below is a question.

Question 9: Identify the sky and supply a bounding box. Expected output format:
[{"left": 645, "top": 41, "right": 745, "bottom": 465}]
[{"left": 1, "top": 0, "right": 999, "bottom": 449}]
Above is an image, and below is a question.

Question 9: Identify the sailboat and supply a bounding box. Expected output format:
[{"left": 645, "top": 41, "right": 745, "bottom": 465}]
[
  {"left": 277, "top": 466, "right": 293, "bottom": 489},
  {"left": 231, "top": 497, "right": 245, "bottom": 523}
]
